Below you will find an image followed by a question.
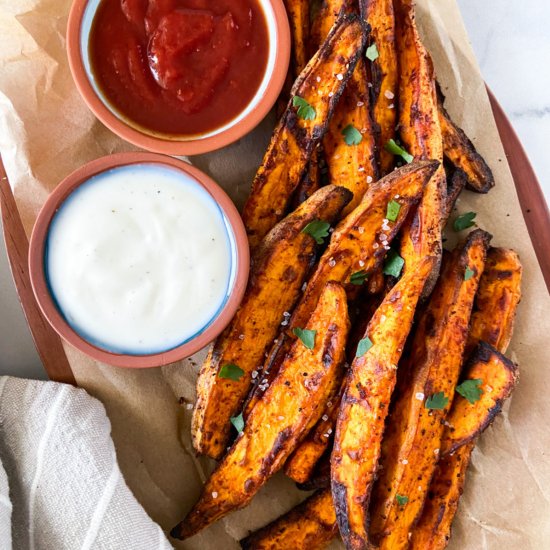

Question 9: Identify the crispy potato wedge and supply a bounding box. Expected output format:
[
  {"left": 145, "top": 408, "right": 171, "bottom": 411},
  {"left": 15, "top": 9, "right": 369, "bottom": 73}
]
[
  {"left": 192, "top": 186, "right": 352, "bottom": 459},
  {"left": 441, "top": 342, "right": 519, "bottom": 456},
  {"left": 369, "top": 230, "right": 491, "bottom": 549},
  {"left": 323, "top": 57, "right": 379, "bottom": 215},
  {"left": 444, "top": 168, "right": 468, "bottom": 221},
  {"left": 394, "top": 0, "right": 446, "bottom": 295},
  {"left": 283, "top": 0, "right": 310, "bottom": 76},
  {"left": 331, "top": 256, "right": 434, "bottom": 550},
  {"left": 291, "top": 148, "right": 323, "bottom": 209},
  {"left": 173, "top": 282, "right": 350, "bottom": 539},
  {"left": 311, "top": 0, "right": 379, "bottom": 214},
  {"left": 439, "top": 97, "right": 495, "bottom": 194},
  {"left": 411, "top": 247, "right": 521, "bottom": 550},
  {"left": 296, "top": 449, "right": 332, "bottom": 491},
  {"left": 465, "top": 247, "right": 522, "bottom": 357},
  {"left": 242, "top": 14, "right": 367, "bottom": 249},
  {"left": 360, "top": 0, "right": 399, "bottom": 175},
  {"left": 241, "top": 489, "right": 338, "bottom": 550},
  {"left": 243, "top": 160, "right": 437, "bottom": 418}
]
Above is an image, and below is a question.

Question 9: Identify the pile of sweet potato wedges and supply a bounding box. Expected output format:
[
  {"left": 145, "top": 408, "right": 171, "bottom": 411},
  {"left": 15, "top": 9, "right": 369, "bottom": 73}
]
[{"left": 171, "top": 1, "right": 522, "bottom": 548}]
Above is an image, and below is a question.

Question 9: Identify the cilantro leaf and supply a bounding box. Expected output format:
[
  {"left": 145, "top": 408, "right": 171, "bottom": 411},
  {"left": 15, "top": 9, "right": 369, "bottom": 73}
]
[
  {"left": 425, "top": 392, "right": 449, "bottom": 410},
  {"left": 464, "top": 267, "right": 474, "bottom": 281},
  {"left": 456, "top": 379, "right": 483, "bottom": 404},
  {"left": 230, "top": 412, "right": 245, "bottom": 433},
  {"left": 342, "top": 124, "right": 363, "bottom": 146},
  {"left": 302, "top": 220, "right": 331, "bottom": 244},
  {"left": 396, "top": 494, "right": 409, "bottom": 506},
  {"left": 453, "top": 212, "right": 477, "bottom": 232},
  {"left": 366, "top": 43, "right": 379, "bottom": 61},
  {"left": 292, "top": 95, "right": 316, "bottom": 120},
  {"left": 350, "top": 270, "right": 369, "bottom": 286},
  {"left": 386, "top": 200, "right": 401, "bottom": 222},
  {"left": 356, "top": 336, "right": 373, "bottom": 357},
  {"left": 384, "top": 139, "right": 414, "bottom": 164},
  {"left": 293, "top": 328, "right": 317, "bottom": 350},
  {"left": 218, "top": 363, "right": 245, "bottom": 381},
  {"left": 383, "top": 249, "right": 405, "bottom": 278}
]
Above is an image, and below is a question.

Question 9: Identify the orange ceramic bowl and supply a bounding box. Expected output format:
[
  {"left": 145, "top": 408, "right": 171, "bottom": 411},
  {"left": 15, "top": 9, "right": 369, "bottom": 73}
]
[
  {"left": 66, "top": 0, "right": 290, "bottom": 155},
  {"left": 28, "top": 153, "right": 250, "bottom": 368}
]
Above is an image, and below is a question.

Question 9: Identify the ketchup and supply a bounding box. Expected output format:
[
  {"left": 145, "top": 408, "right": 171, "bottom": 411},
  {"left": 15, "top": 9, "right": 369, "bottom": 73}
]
[{"left": 90, "top": 0, "right": 269, "bottom": 136}]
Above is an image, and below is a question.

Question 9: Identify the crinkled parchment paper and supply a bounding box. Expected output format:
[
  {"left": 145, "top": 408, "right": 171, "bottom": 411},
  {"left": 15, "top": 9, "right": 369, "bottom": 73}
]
[{"left": 1, "top": 0, "right": 549, "bottom": 547}]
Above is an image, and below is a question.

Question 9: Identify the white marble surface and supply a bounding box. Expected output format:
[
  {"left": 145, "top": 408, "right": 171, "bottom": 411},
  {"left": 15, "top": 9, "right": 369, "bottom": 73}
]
[{"left": 1, "top": 1, "right": 549, "bottom": 379}]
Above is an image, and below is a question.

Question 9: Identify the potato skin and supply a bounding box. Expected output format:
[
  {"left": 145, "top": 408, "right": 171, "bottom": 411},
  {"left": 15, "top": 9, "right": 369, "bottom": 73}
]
[
  {"left": 410, "top": 247, "right": 521, "bottom": 550},
  {"left": 394, "top": 0, "right": 446, "bottom": 297},
  {"left": 174, "top": 282, "right": 350, "bottom": 539},
  {"left": 240, "top": 489, "right": 338, "bottom": 550},
  {"left": 360, "top": 0, "right": 399, "bottom": 175},
  {"left": 438, "top": 96, "right": 495, "bottom": 194},
  {"left": 244, "top": 161, "right": 437, "bottom": 418},
  {"left": 192, "top": 186, "right": 352, "bottom": 459},
  {"left": 242, "top": 14, "right": 367, "bottom": 249},
  {"left": 369, "top": 230, "right": 491, "bottom": 550},
  {"left": 331, "top": 257, "right": 434, "bottom": 550}
]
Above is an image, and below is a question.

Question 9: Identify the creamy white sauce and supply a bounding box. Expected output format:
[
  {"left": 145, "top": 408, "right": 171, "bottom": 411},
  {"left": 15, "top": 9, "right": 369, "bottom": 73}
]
[{"left": 46, "top": 164, "right": 234, "bottom": 354}]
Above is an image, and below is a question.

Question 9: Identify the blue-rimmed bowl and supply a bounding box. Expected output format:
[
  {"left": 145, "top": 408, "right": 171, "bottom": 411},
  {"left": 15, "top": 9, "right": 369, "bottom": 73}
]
[{"left": 28, "top": 152, "right": 249, "bottom": 368}]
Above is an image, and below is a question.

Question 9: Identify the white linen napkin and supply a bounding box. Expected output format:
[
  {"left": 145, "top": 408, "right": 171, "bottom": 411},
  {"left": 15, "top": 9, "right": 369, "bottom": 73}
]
[{"left": 0, "top": 376, "right": 173, "bottom": 550}]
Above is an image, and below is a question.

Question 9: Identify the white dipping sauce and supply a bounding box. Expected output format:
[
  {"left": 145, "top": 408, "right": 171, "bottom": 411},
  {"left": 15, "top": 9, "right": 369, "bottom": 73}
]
[{"left": 46, "top": 164, "right": 234, "bottom": 354}]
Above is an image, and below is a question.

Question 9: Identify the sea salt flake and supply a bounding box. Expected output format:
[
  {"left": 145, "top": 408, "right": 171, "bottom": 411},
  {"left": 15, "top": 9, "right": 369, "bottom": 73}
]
[
  {"left": 212, "top": 492, "right": 218, "bottom": 499},
  {"left": 415, "top": 392, "right": 425, "bottom": 401},
  {"left": 336, "top": 73, "right": 344, "bottom": 81},
  {"left": 384, "top": 90, "right": 395, "bottom": 99}
]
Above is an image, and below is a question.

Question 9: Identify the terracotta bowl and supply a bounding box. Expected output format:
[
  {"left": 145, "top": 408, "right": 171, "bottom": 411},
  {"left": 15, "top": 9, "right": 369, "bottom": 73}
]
[
  {"left": 66, "top": 0, "right": 290, "bottom": 155},
  {"left": 28, "top": 153, "right": 250, "bottom": 368}
]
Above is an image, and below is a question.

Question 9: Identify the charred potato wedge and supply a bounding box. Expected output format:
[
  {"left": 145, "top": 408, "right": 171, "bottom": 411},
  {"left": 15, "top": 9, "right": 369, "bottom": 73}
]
[
  {"left": 439, "top": 98, "right": 495, "bottom": 194},
  {"left": 283, "top": 0, "right": 310, "bottom": 77},
  {"left": 370, "top": 230, "right": 491, "bottom": 549},
  {"left": 192, "top": 186, "right": 352, "bottom": 459},
  {"left": 174, "top": 282, "right": 350, "bottom": 539},
  {"left": 241, "top": 489, "right": 337, "bottom": 550},
  {"left": 441, "top": 342, "right": 519, "bottom": 456},
  {"left": 331, "top": 257, "right": 434, "bottom": 550},
  {"left": 360, "top": 0, "right": 399, "bottom": 175},
  {"left": 394, "top": 0, "right": 446, "bottom": 295},
  {"left": 242, "top": 14, "right": 367, "bottom": 249}
]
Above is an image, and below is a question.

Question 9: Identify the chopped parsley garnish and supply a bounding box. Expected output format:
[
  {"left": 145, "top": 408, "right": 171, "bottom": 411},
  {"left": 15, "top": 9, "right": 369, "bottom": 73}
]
[
  {"left": 293, "top": 328, "right": 317, "bottom": 350},
  {"left": 453, "top": 212, "right": 477, "bottom": 232},
  {"left": 464, "top": 267, "right": 474, "bottom": 281},
  {"left": 218, "top": 363, "right": 245, "bottom": 381},
  {"left": 366, "top": 42, "right": 379, "bottom": 62},
  {"left": 342, "top": 124, "right": 363, "bottom": 146},
  {"left": 396, "top": 494, "right": 409, "bottom": 506},
  {"left": 292, "top": 95, "right": 316, "bottom": 120},
  {"left": 456, "top": 379, "right": 483, "bottom": 404},
  {"left": 302, "top": 220, "right": 331, "bottom": 244},
  {"left": 350, "top": 270, "right": 369, "bottom": 286},
  {"left": 425, "top": 392, "right": 449, "bottom": 410},
  {"left": 383, "top": 249, "right": 405, "bottom": 278},
  {"left": 356, "top": 336, "right": 374, "bottom": 357},
  {"left": 230, "top": 412, "right": 245, "bottom": 433},
  {"left": 386, "top": 200, "right": 401, "bottom": 222},
  {"left": 384, "top": 139, "right": 414, "bottom": 164}
]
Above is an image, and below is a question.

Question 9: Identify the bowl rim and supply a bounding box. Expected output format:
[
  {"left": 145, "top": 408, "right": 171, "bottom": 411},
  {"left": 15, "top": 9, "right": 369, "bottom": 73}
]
[
  {"left": 66, "top": 0, "right": 290, "bottom": 155},
  {"left": 28, "top": 152, "right": 250, "bottom": 368}
]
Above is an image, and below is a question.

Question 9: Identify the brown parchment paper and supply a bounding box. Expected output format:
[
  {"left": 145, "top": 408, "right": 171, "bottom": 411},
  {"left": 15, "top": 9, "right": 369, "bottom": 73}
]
[{"left": 1, "top": 0, "right": 549, "bottom": 548}]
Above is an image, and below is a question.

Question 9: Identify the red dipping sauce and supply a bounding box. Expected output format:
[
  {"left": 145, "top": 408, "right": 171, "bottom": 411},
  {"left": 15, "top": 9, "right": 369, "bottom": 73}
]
[{"left": 89, "top": 0, "right": 270, "bottom": 136}]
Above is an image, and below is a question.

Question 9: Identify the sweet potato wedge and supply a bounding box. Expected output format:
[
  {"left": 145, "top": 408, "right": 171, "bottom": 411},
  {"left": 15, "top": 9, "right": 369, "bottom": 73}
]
[
  {"left": 241, "top": 489, "right": 338, "bottom": 550},
  {"left": 441, "top": 342, "right": 519, "bottom": 456},
  {"left": 439, "top": 97, "right": 495, "bottom": 194},
  {"left": 465, "top": 247, "right": 522, "bottom": 357},
  {"left": 444, "top": 168, "right": 468, "bottom": 221},
  {"left": 360, "top": 0, "right": 399, "bottom": 175},
  {"left": 394, "top": 0, "right": 446, "bottom": 295},
  {"left": 291, "top": 148, "right": 323, "bottom": 209},
  {"left": 331, "top": 256, "right": 434, "bottom": 550},
  {"left": 283, "top": 0, "right": 310, "bottom": 77},
  {"left": 243, "top": 160, "right": 437, "bottom": 418},
  {"left": 192, "top": 185, "right": 352, "bottom": 459},
  {"left": 242, "top": 14, "right": 367, "bottom": 249},
  {"left": 410, "top": 247, "right": 521, "bottom": 550},
  {"left": 173, "top": 282, "right": 350, "bottom": 539},
  {"left": 369, "top": 229, "right": 491, "bottom": 549}
]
